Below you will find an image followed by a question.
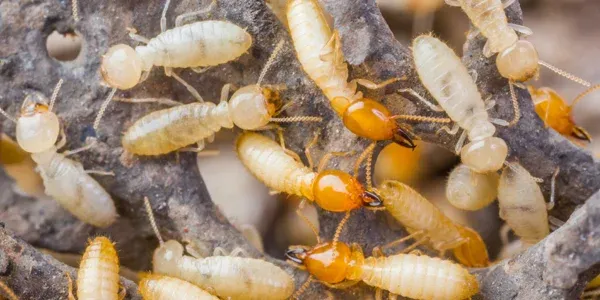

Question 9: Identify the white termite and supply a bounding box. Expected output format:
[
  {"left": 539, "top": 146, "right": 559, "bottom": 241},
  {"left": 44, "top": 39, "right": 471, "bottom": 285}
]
[{"left": 446, "top": 163, "right": 499, "bottom": 211}]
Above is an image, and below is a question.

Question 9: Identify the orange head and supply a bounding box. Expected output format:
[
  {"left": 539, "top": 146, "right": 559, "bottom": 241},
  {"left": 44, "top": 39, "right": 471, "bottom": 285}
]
[
  {"left": 312, "top": 170, "right": 383, "bottom": 212},
  {"left": 286, "top": 242, "right": 363, "bottom": 284},
  {"left": 342, "top": 98, "right": 415, "bottom": 149}
]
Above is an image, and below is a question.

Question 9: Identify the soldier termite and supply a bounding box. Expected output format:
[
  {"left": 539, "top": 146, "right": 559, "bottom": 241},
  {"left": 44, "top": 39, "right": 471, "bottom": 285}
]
[
  {"left": 67, "top": 236, "right": 123, "bottom": 300},
  {"left": 94, "top": 0, "right": 253, "bottom": 134},
  {"left": 287, "top": 0, "right": 440, "bottom": 154},
  {"left": 528, "top": 84, "right": 600, "bottom": 144},
  {"left": 142, "top": 196, "right": 295, "bottom": 300},
  {"left": 138, "top": 274, "right": 218, "bottom": 300},
  {"left": 375, "top": 180, "right": 490, "bottom": 268},
  {"left": 0, "top": 134, "right": 45, "bottom": 198},
  {"left": 120, "top": 39, "right": 320, "bottom": 156},
  {"left": 285, "top": 220, "right": 479, "bottom": 300},
  {"left": 446, "top": 163, "right": 499, "bottom": 211},
  {"left": 0, "top": 80, "right": 117, "bottom": 227},
  {"left": 405, "top": 34, "right": 509, "bottom": 173}
]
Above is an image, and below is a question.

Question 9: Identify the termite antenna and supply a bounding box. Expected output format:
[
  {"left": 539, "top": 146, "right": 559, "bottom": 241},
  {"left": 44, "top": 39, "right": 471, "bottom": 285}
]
[
  {"left": 257, "top": 39, "right": 286, "bottom": 88},
  {"left": 538, "top": 60, "right": 591, "bottom": 87},
  {"left": 0, "top": 107, "right": 17, "bottom": 124},
  {"left": 571, "top": 84, "right": 600, "bottom": 108},
  {"left": 0, "top": 280, "right": 17, "bottom": 300},
  {"left": 508, "top": 81, "right": 521, "bottom": 127},
  {"left": 72, "top": 0, "right": 79, "bottom": 21},
  {"left": 93, "top": 88, "right": 117, "bottom": 134},
  {"left": 332, "top": 211, "right": 352, "bottom": 246},
  {"left": 548, "top": 167, "right": 560, "bottom": 211},
  {"left": 161, "top": 0, "right": 172, "bottom": 31},
  {"left": 292, "top": 275, "right": 313, "bottom": 299},
  {"left": 49, "top": 78, "right": 64, "bottom": 112},
  {"left": 269, "top": 116, "right": 322, "bottom": 123},
  {"left": 365, "top": 146, "right": 374, "bottom": 190},
  {"left": 296, "top": 200, "right": 321, "bottom": 244},
  {"left": 143, "top": 196, "right": 165, "bottom": 245}
]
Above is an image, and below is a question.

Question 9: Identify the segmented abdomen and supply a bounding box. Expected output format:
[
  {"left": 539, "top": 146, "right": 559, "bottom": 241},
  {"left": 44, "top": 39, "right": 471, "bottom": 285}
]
[
  {"left": 32, "top": 151, "right": 117, "bottom": 228},
  {"left": 167, "top": 256, "right": 294, "bottom": 300},
  {"left": 360, "top": 254, "right": 479, "bottom": 300},
  {"left": 413, "top": 35, "right": 488, "bottom": 130},
  {"left": 139, "top": 274, "right": 218, "bottom": 300},
  {"left": 77, "top": 237, "right": 120, "bottom": 300},
  {"left": 140, "top": 21, "right": 252, "bottom": 68},
  {"left": 459, "top": 0, "right": 518, "bottom": 54},
  {"left": 287, "top": 0, "right": 358, "bottom": 115},
  {"left": 122, "top": 102, "right": 232, "bottom": 155},
  {"left": 236, "top": 132, "right": 316, "bottom": 200}
]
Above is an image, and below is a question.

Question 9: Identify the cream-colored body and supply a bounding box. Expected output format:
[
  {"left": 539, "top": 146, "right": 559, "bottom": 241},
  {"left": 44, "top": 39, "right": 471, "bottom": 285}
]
[
  {"left": 31, "top": 147, "right": 117, "bottom": 227},
  {"left": 153, "top": 240, "right": 294, "bottom": 300},
  {"left": 139, "top": 274, "right": 218, "bottom": 300},
  {"left": 498, "top": 163, "right": 549, "bottom": 246},
  {"left": 77, "top": 237, "right": 120, "bottom": 300},
  {"left": 136, "top": 21, "right": 252, "bottom": 70},
  {"left": 236, "top": 132, "right": 316, "bottom": 200},
  {"left": 446, "top": 163, "right": 499, "bottom": 211},
  {"left": 287, "top": 0, "right": 359, "bottom": 116},
  {"left": 1, "top": 134, "right": 45, "bottom": 197},
  {"left": 351, "top": 254, "right": 478, "bottom": 300}
]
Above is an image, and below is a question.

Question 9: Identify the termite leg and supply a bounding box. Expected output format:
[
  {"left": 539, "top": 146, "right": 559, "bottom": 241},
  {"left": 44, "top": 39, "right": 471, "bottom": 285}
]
[
  {"left": 507, "top": 23, "right": 533, "bottom": 37},
  {"left": 436, "top": 123, "right": 460, "bottom": 136},
  {"left": 484, "top": 96, "right": 496, "bottom": 111},
  {"left": 304, "top": 131, "right": 320, "bottom": 169},
  {"left": 163, "top": 67, "right": 205, "bottom": 102},
  {"left": 56, "top": 127, "right": 68, "bottom": 150},
  {"left": 63, "top": 138, "right": 98, "bottom": 156},
  {"left": 66, "top": 272, "right": 76, "bottom": 300},
  {"left": 118, "top": 285, "right": 127, "bottom": 300},
  {"left": 499, "top": 223, "right": 512, "bottom": 246},
  {"left": 160, "top": 0, "right": 171, "bottom": 32},
  {"left": 228, "top": 247, "right": 250, "bottom": 257},
  {"left": 317, "top": 150, "right": 355, "bottom": 173},
  {"left": 321, "top": 280, "right": 360, "bottom": 290},
  {"left": 85, "top": 170, "right": 115, "bottom": 176},
  {"left": 503, "top": 0, "right": 517, "bottom": 8},
  {"left": 454, "top": 130, "right": 468, "bottom": 154},
  {"left": 490, "top": 118, "right": 510, "bottom": 127},
  {"left": 239, "top": 224, "right": 264, "bottom": 253},
  {"left": 191, "top": 66, "right": 213, "bottom": 74},
  {"left": 352, "top": 77, "right": 404, "bottom": 90},
  {"left": 182, "top": 239, "right": 207, "bottom": 258},
  {"left": 272, "top": 126, "right": 303, "bottom": 162},
  {"left": 444, "top": 0, "right": 460, "bottom": 6},
  {"left": 174, "top": 0, "right": 217, "bottom": 27},
  {"left": 113, "top": 97, "right": 184, "bottom": 107},
  {"left": 353, "top": 142, "right": 375, "bottom": 177},
  {"left": 296, "top": 199, "right": 321, "bottom": 244},
  {"left": 397, "top": 88, "right": 445, "bottom": 112},
  {"left": 371, "top": 230, "right": 426, "bottom": 257},
  {"left": 126, "top": 27, "right": 150, "bottom": 44},
  {"left": 219, "top": 83, "right": 232, "bottom": 103},
  {"left": 319, "top": 30, "right": 340, "bottom": 63},
  {"left": 438, "top": 237, "right": 468, "bottom": 253}
]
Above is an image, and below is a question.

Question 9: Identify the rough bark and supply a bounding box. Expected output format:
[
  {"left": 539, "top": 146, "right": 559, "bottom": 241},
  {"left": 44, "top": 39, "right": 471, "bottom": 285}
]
[{"left": 0, "top": 0, "right": 598, "bottom": 299}]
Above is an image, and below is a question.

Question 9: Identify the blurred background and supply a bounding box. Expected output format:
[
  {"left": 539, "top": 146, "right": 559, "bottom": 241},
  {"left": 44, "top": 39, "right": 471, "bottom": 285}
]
[{"left": 11, "top": 0, "right": 600, "bottom": 262}]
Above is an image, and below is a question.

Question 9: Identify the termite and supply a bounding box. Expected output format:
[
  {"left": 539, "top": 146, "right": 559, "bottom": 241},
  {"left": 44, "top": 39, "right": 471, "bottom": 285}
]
[
  {"left": 287, "top": 0, "right": 438, "bottom": 153},
  {"left": 139, "top": 274, "right": 218, "bottom": 300},
  {"left": 286, "top": 219, "right": 479, "bottom": 300},
  {"left": 405, "top": 34, "right": 509, "bottom": 173},
  {"left": 0, "top": 80, "right": 117, "bottom": 227},
  {"left": 0, "top": 280, "right": 17, "bottom": 300},
  {"left": 0, "top": 134, "right": 45, "bottom": 197},
  {"left": 446, "top": 163, "right": 499, "bottom": 211},
  {"left": 528, "top": 84, "right": 600, "bottom": 144},
  {"left": 94, "top": 0, "right": 253, "bottom": 134},
  {"left": 67, "top": 236, "right": 123, "bottom": 300},
  {"left": 375, "top": 179, "right": 490, "bottom": 267},
  {"left": 142, "top": 197, "right": 295, "bottom": 300},
  {"left": 121, "top": 39, "right": 320, "bottom": 156}
]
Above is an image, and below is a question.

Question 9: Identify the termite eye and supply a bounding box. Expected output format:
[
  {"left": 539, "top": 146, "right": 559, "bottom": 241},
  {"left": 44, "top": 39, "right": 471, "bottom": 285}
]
[
  {"left": 392, "top": 127, "right": 416, "bottom": 150},
  {"left": 362, "top": 190, "right": 383, "bottom": 207},
  {"left": 101, "top": 44, "right": 143, "bottom": 90},
  {"left": 285, "top": 248, "right": 306, "bottom": 264}
]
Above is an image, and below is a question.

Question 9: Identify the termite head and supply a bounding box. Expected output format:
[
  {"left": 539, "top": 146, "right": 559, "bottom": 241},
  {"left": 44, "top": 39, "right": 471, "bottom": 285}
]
[
  {"left": 452, "top": 225, "right": 490, "bottom": 268},
  {"left": 228, "top": 85, "right": 279, "bottom": 130},
  {"left": 496, "top": 40, "right": 539, "bottom": 82},
  {"left": 16, "top": 93, "right": 60, "bottom": 153},
  {"left": 101, "top": 44, "right": 143, "bottom": 90},
  {"left": 312, "top": 170, "right": 374, "bottom": 212},
  {"left": 153, "top": 240, "right": 184, "bottom": 274},
  {"left": 286, "top": 242, "right": 363, "bottom": 284},
  {"left": 342, "top": 99, "right": 400, "bottom": 142},
  {"left": 461, "top": 136, "right": 508, "bottom": 173}
]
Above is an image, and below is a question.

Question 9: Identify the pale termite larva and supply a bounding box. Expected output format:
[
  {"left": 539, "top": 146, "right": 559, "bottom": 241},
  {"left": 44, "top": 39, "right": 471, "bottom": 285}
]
[
  {"left": 0, "top": 133, "right": 45, "bottom": 197},
  {"left": 497, "top": 162, "right": 549, "bottom": 246},
  {"left": 286, "top": 241, "right": 479, "bottom": 300},
  {"left": 143, "top": 197, "right": 295, "bottom": 300},
  {"left": 0, "top": 80, "right": 117, "bottom": 227},
  {"left": 410, "top": 35, "right": 508, "bottom": 173},
  {"left": 121, "top": 39, "right": 320, "bottom": 156},
  {"left": 139, "top": 274, "right": 218, "bottom": 300},
  {"left": 446, "top": 163, "right": 499, "bottom": 211},
  {"left": 75, "top": 237, "right": 121, "bottom": 300},
  {"left": 376, "top": 179, "right": 490, "bottom": 267},
  {"left": 287, "top": 0, "right": 419, "bottom": 149}
]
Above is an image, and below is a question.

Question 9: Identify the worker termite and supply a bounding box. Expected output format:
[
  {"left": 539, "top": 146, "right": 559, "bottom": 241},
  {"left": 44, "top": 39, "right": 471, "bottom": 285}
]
[
  {"left": 138, "top": 274, "right": 218, "bottom": 300},
  {"left": 287, "top": 0, "right": 442, "bottom": 152},
  {"left": 528, "top": 84, "right": 600, "bottom": 144},
  {"left": 446, "top": 163, "right": 499, "bottom": 211},
  {"left": 406, "top": 34, "right": 509, "bottom": 173},
  {"left": 121, "top": 39, "right": 320, "bottom": 156},
  {"left": 94, "top": 0, "right": 253, "bottom": 133},
  {"left": 0, "top": 80, "right": 117, "bottom": 227},
  {"left": 142, "top": 196, "right": 295, "bottom": 300},
  {"left": 286, "top": 218, "right": 479, "bottom": 300},
  {"left": 375, "top": 180, "right": 490, "bottom": 267},
  {"left": 0, "top": 134, "right": 45, "bottom": 197},
  {"left": 67, "top": 236, "right": 123, "bottom": 300}
]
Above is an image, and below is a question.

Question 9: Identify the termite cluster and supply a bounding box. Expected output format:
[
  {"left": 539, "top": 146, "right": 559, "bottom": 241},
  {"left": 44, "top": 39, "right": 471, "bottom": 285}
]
[{"left": 0, "top": 0, "right": 598, "bottom": 299}]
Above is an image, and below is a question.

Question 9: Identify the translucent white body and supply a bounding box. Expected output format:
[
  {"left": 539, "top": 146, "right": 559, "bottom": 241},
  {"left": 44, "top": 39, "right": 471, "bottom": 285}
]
[
  {"left": 136, "top": 21, "right": 252, "bottom": 70},
  {"left": 31, "top": 148, "right": 117, "bottom": 228},
  {"left": 446, "top": 163, "right": 499, "bottom": 211},
  {"left": 16, "top": 95, "right": 60, "bottom": 153},
  {"left": 236, "top": 132, "right": 316, "bottom": 200},
  {"left": 353, "top": 254, "right": 479, "bottom": 300},
  {"left": 498, "top": 163, "right": 549, "bottom": 246},
  {"left": 412, "top": 35, "right": 508, "bottom": 172},
  {"left": 139, "top": 274, "right": 218, "bottom": 300},
  {"left": 77, "top": 237, "right": 120, "bottom": 300},
  {"left": 287, "top": 0, "right": 359, "bottom": 116},
  {"left": 153, "top": 240, "right": 294, "bottom": 300}
]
